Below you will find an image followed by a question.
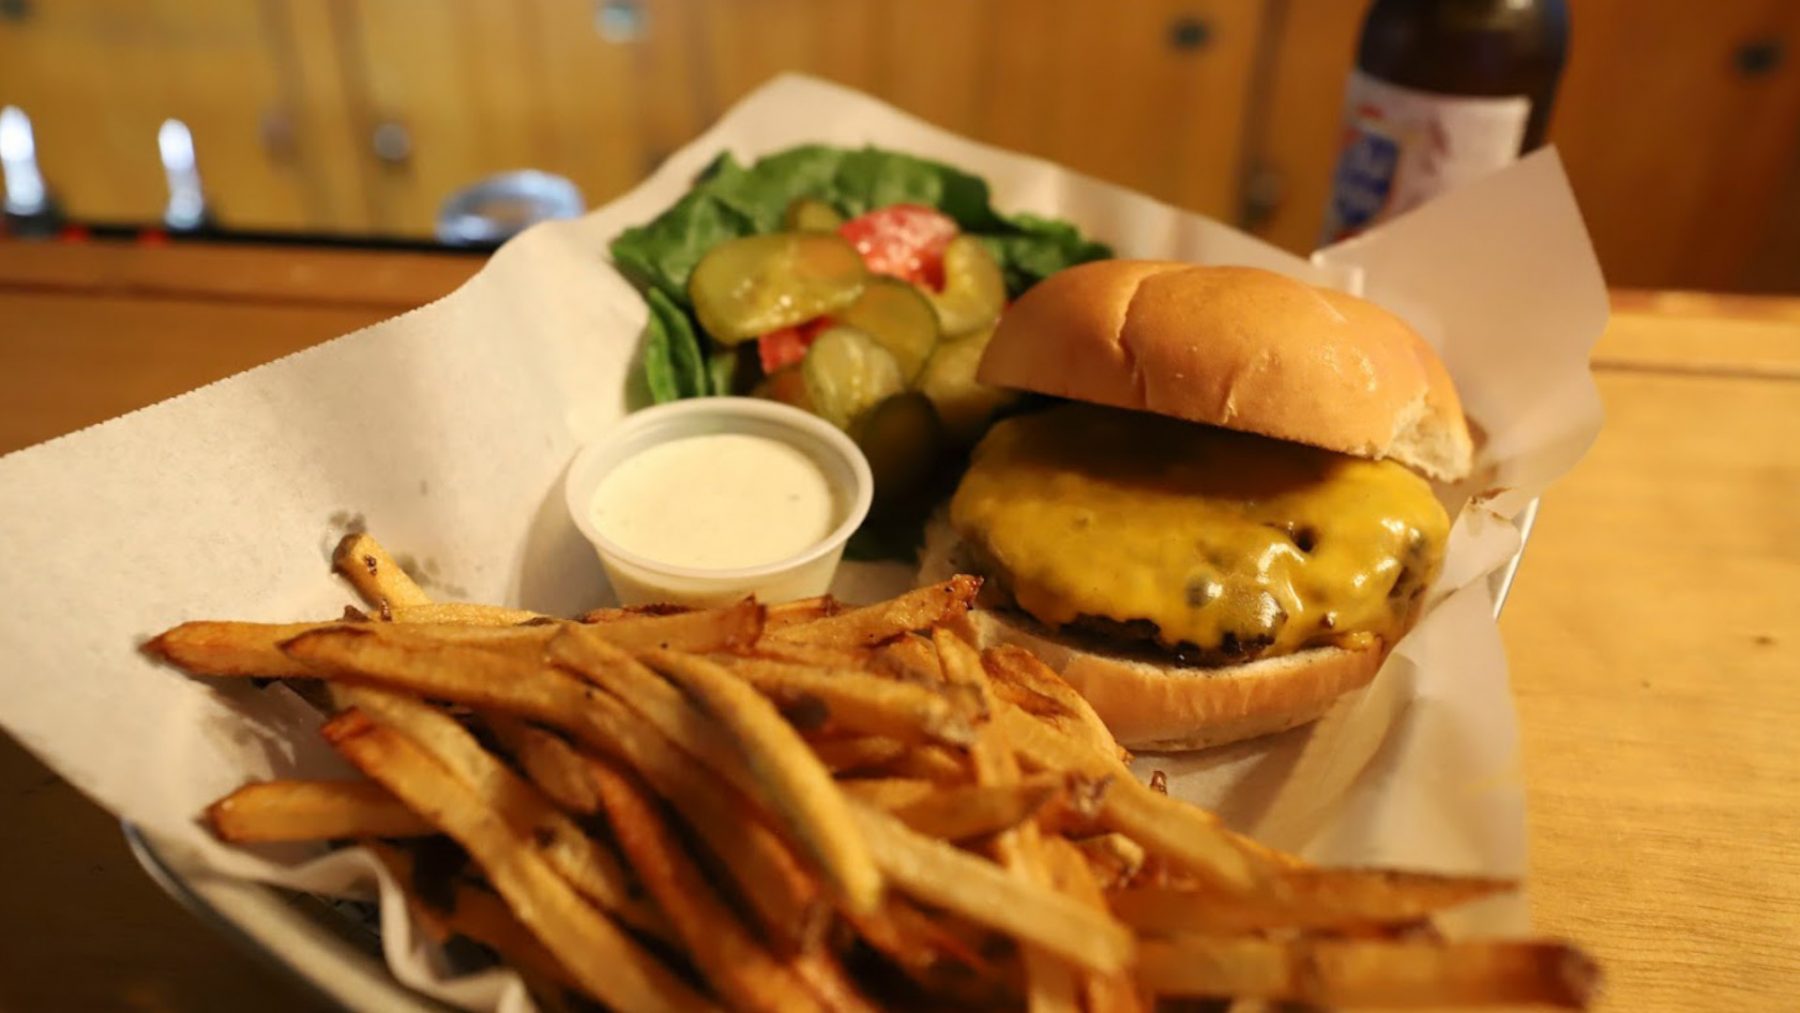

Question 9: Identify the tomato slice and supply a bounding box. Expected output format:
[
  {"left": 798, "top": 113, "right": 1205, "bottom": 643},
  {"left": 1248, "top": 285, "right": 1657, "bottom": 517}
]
[
  {"left": 838, "top": 204, "right": 959, "bottom": 290},
  {"left": 757, "top": 317, "right": 832, "bottom": 374}
]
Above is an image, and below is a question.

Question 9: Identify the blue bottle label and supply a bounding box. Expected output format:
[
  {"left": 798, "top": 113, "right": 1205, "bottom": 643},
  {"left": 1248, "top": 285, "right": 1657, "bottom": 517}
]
[{"left": 1321, "top": 72, "right": 1530, "bottom": 246}]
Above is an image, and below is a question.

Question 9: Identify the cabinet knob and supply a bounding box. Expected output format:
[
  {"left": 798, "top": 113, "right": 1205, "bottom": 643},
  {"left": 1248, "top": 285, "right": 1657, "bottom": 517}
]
[
  {"left": 371, "top": 120, "right": 412, "bottom": 166},
  {"left": 259, "top": 107, "right": 298, "bottom": 162},
  {"left": 1167, "top": 15, "right": 1212, "bottom": 52},
  {"left": 1735, "top": 38, "right": 1784, "bottom": 79}
]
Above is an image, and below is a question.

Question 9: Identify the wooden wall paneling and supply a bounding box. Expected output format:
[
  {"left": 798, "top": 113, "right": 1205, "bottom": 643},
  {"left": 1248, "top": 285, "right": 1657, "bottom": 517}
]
[
  {"left": 1163, "top": 0, "right": 1267, "bottom": 215},
  {"left": 1547, "top": 1, "right": 1800, "bottom": 289},
  {"left": 978, "top": 0, "right": 1057, "bottom": 157},
  {"left": 520, "top": 0, "right": 650, "bottom": 207},
  {"left": 691, "top": 0, "right": 838, "bottom": 113},
  {"left": 0, "top": 0, "right": 311, "bottom": 229},
  {"left": 871, "top": 0, "right": 987, "bottom": 137},
  {"left": 626, "top": 0, "right": 713, "bottom": 170},
  {"left": 143, "top": 0, "right": 314, "bottom": 230},
  {"left": 0, "top": 2, "right": 168, "bottom": 222},
  {"left": 976, "top": 0, "right": 1268, "bottom": 218},
  {"left": 810, "top": 0, "right": 881, "bottom": 96},
  {"left": 339, "top": 0, "right": 559, "bottom": 235},
  {"left": 1741, "top": 141, "right": 1800, "bottom": 293},
  {"left": 1242, "top": 0, "right": 1367, "bottom": 252},
  {"left": 264, "top": 0, "right": 377, "bottom": 232}
]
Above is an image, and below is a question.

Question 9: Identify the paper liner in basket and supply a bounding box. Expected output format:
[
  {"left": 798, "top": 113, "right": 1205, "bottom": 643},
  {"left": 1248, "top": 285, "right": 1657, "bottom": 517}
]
[{"left": 0, "top": 74, "right": 1606, "bottom": 1010}]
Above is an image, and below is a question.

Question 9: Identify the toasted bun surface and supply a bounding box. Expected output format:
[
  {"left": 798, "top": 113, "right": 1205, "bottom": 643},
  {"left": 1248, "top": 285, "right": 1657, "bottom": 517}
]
[
  {"left": 958, "top": 609, "right": 1382, "bottom": 751},
  {"left": 976, "top": 261, "right": 1473, "bottom": 481}
]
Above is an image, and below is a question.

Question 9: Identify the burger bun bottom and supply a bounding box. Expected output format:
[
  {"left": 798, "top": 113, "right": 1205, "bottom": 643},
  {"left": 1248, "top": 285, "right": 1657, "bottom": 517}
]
[
  {"left": 955, "top": 609, "right": 1382, "bottom": 751},
  {"left": 921, "top": 517, "right": 1383, "bottom": 751}
]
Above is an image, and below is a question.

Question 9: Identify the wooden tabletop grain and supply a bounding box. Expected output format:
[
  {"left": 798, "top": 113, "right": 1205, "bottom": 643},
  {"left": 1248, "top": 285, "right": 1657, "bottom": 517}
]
[{"left": 1, "top": 241, "right": 1794, "bottom": 1012}]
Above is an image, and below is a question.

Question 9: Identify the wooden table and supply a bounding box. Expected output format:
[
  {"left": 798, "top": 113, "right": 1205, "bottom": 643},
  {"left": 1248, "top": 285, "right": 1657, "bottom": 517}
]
[{"left": 2, "top": 241, "right": 1794, "bottom": 1011}]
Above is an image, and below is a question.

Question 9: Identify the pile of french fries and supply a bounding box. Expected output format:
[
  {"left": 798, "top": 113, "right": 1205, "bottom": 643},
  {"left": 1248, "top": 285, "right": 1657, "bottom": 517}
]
[{"left": 147, "top": 532, "right": 1598, "bottom": 1012}]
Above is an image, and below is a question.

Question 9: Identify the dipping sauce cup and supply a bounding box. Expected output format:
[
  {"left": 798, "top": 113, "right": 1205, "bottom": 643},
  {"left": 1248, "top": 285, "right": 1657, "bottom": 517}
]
[{"left": 566, "top": 398, "right": 873, "bottom": 607}]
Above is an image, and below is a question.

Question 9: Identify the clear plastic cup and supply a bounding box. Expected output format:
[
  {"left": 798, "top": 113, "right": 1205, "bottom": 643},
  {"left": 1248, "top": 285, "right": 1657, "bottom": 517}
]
[{"left": 565, "top": 398, "right": 873, "bottom": 607}]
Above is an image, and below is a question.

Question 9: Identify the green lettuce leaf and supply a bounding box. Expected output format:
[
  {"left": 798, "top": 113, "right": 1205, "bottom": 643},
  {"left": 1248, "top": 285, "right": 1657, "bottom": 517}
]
[
  {"left": 641, "top": 287, "right": 707, "bottom": 401},
  {"left": 610, "top": 145, "right": 1113, "bottom": 405}
]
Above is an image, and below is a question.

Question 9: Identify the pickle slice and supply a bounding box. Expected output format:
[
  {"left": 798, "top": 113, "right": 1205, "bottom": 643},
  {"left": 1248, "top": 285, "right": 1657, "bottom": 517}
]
[
  {"left": 918, "top": 325, "right": 1017, "bottom": 445},
  {"left": 852, "top": 392, "right": 945, "bottom": 512},
  {"left": 837, "top": 278, "right": 941, "bottom": 383},
  {"left": 927, "top": 235, "right": 1006, "bottom": 338},
  {"left": 802, "top": 326, "right": 906, "bottom": 430},
  {"left": 784, "top": 197, "right": 845, "bottom": 232},
  {"left": 689, "top": 233, "right": 866, "bottom": 343}
]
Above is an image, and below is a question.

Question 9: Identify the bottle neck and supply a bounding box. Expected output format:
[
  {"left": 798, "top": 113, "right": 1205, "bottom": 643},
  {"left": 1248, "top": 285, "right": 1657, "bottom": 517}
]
[{"left": 1357, "top": 0, "right": 1568, "bottom": 149}]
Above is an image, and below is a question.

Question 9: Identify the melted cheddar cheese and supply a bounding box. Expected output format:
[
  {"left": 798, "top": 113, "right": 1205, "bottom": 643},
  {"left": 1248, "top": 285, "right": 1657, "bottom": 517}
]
[{"left": 950, "top": 403, "right": 1449, "bottom": 660}]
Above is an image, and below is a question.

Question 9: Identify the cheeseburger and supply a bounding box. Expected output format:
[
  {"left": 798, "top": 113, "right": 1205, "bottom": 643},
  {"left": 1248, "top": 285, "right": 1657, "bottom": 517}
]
[{"left": 922, "top": 261, "right": 1473, "bottom": 750}]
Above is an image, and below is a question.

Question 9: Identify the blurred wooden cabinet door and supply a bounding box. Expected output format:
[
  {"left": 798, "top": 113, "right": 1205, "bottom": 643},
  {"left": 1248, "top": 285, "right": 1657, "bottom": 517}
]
[
  {"left": 0, "top": 0, "right": 356, "bottom": 231},
  {"left": 323, "top": 0, "right": 1271, "bottom": 237},
  {"left": 1246, "top": 0, "right": 1800, "bottom": 290},
  {"left": 1548, "top": 1, "right": 1800, "bottom": 290},
  {"left": 679, "top": 0, "right": 1269, "bottom": 219},
  {"left": 323, "top": 0, "right": 658, "bottom": 237}
]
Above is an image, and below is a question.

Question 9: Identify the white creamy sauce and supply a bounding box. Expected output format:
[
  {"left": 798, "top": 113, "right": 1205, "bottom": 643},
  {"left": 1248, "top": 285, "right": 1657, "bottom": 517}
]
[{"left": 591, "top": 432, "right": 840, "bottom": 570}]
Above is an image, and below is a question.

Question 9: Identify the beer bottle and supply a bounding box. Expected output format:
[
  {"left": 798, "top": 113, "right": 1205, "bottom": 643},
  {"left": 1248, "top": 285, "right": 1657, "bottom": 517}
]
[{"left": 1321, "top": 0, "right": 1569, "bottom": 243}]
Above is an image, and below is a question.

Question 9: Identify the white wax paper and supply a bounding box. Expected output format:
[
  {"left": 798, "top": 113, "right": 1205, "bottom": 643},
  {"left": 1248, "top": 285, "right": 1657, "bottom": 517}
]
[{"left": 0, "top": 75, "right": 1606, "bottom": 1008}]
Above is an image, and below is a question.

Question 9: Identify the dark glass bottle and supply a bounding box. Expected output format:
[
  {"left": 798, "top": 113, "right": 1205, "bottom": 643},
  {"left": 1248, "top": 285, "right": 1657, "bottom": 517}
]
[{"left": 1322, "top": 0, "right": 1569, "bottom": 243}]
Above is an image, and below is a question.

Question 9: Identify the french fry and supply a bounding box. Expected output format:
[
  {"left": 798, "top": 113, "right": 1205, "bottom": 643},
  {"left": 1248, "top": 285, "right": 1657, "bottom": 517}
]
[
  {"left": 146, "top": 620, "right": 345, "bottom": 678},
  {"left": 983, "top": 645, "right": 1130, "bottom": 764},
  {"left": 846, "top": 899, "right": 1021, "bottom": 1008},
  {"left": 643, "top": 649, "right": 884, "bottom": 917},
  {"left": 809, "top": 735, "right": 970, "bottom": 783},
  {"left": 485, "top": 717, "right": 602, "bottom": 816},
  {"left": 176, "top": 543, "right": 1600, "bottom": 1012},
  {"left": 850, "top": 801, "right": 1134, "bottom": 974},
  {"left": 390, "top": 602, "right": 550, "bottom": 626},
  {"left": 545, "top": 628, "right": 749, "bottom": 784},
  {"left": 205, "top": 779, "right": 432, "bottom": 842},
  {"left": 322, "top": 710, "right": 714, "bottom": 1013},
  {"left": 811, "top": 736, "right": 906, "bottom": 775},
  {"left": 562, "top": 693, "right": 825, "bottom": 953},
  {"left": 836, "top": 777, "right": 938, "bottom": 810},
  {"left": 148, "top": 619, "right": 566, "bottom": 678},
  {"left": 1040, "top": 837, "right": 1146, "bottom": 1013},
  {"left": 338, "top": 686, "right": 664, "bottom": 938},
  {"left": 870, "top": 634, "right": 946, "bottom": 685},
  {"left": 764, "top": 595, "right": 844, "bottom": 630},
  {"left": 586, "top": 597, "right": 831, "bottom": 632},
  {"left": 888, "top": 777, "right": 1064, "bottom": 842},
  {"left": 280, "top": 627, "right": 590, "bottom": 717},
  {"left": 333, "top": 532, "right": 434, "bottom": 612},
  {"left": 713, "top": 656, "right": 976, "bottom": 746},
  {"left": 751, "top": 639, "right": 876, "bottom": 669},
  {"left": 766, "top": 577, "right": 982, "bottom": 648},
  {"left": 994, "top": 706, "right": 1265, "bottom": 893},
  {"left": 308, "top": 629, "right": 818, "bottom": 951},
  {"left": 588, "top": 598, "right": 765, "bottom": 653},
  {"left": 930, "top": 628, "right": 996, "bottom": 721},
  {"left": 363, "top": 839, "right": 577, "bottom": 993},
  {"left": 1069, "top": 833, "right": 1148, "bottom": 889},
  {"left": 579, "top": 602, "right": 692, "bottom": 622},
  {"left": 960, "top": 668, "right": 1083, "bottom": 1013},
  {"left": 790, "top": 951, "right": 879, "bottom": 1013},
  {"left": 1134, "top": 936, "right": 1599, "bottom": 1008},
  {"left": 1110, "top": 868, "right": 1514, "bottom": 934},
  {"left": 588, "top": 758, "right": 826, "bottom": 1013}
]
